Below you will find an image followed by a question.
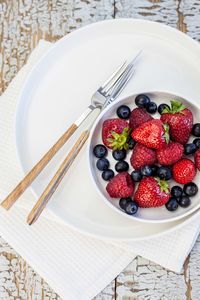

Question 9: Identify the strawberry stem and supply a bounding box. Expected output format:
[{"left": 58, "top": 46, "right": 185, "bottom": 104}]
[
  {"left": 162, "top": 100, "right": 186, "bottom": 114},
  {"left": 107, "top": 127, "right": 130, "bottom": 150},
  {"left": 155, "top": 177, "right": 170, "bottom": 193},
  {"left": 163, "top": 123, "right": 170, "bottom": 144}
]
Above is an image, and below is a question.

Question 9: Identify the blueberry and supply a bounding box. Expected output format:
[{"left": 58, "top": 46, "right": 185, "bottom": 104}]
[
  {"left": 157, "top": 166, "right": 172, "bottom": 180},
  {"left": 102, "top": 169, "right": 114, "bottom": 181},
  {"left": 112, "top": 149, "right": 126, "bottom": 161},
  {"left": 184, "top": 143, "right": 197, "bottom": 155},
  {"left": 178, "top": 196, "right": 191, "bottom": 208},
  {"left": 135, "top": 94, "right": 150, "bottom": 108},
  {"left": 165, "top": 197, "right": 179, "bottom": 211},
  {"left": 117, "top": 105, "right": 131, "bottom": 119},
  {"left": 171, "top": 186, "right": 183, "bottom": 198},
  {"left": 151, "top": 165, "right": 159, "bottom": 176},
  {"left": 146, "top": 102, "right": 157, "bottom": 114},
  {"left": 183, "top": 182, "right": 198, "bottom": 196},
  {"left": 141, "top": 165, "right": 152, "bottom": 176},
  {"left": 124, "top": 201, "right": 138, "bottom": 215},
  {"left": 96, "top": 158, "right": 109, "bottom": 171},
  {"left": 181, "top": 191, "right": 187, "bottom": 197},
  {"left": 192, "top": 123, "right": 200, "bottom": 137},
  {"left": 193, "top": 138, "right": 200, "bottom": 149},
  {"left": 158, "top": 103, "right": 170, "bottom": 115},
  {"left": 115, "top": 161, "right": 129, "bottom": 172},
  {"left": 119, "top": 197, "right": 132, "bottom": 210},
  {"left": 131, "top": 170, "right": 143, "bottom": 182},
  {"left": 93, "top": 144, "right": 107, "bottom": 158},
  {"left": 127, "top": 137, "right": 136, "bottom": 150}
]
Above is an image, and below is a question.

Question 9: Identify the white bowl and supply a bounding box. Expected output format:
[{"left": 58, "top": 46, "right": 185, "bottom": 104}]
[{"left": 88, "top": 91, "right": 200, "bottom": 223}]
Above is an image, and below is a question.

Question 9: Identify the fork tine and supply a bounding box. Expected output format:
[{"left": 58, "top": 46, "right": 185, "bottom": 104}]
[
  {"left": 110, "top": 67, "right": 135, "bottom": 101},
  {"left": 102, "top": 66, "right": 135, "bottom": 109},
  {"left": 104, "top": 50, "right": 142, "bottom": 96},
  {"left": 128, "top": 50, "right": 142, "bottom": 67},
  {"left": 105, "top": 60, "right": 134, "bottom": 97},
  {"left": 101, "top": 61, "right": 127, "bottom": 91}
]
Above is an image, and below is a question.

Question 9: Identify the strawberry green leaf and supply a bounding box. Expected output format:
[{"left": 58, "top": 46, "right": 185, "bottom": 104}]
[
  {"left": 107, "top": 127, "right": 130, "bottom": 150},
  {"left": 171, "top": 100, "right": 186, "bottom": 112},
  {"left": 162, "top": 107, "right": 171, "bottom": 114},
  {"left": 170, "top": 100, "right": 186, "bottom": 113},
  {"left": 162, "top": 100, "right": 186, "bottom": 114},
  {"left": 163, "top": 123, "right": 170, "bottom": 144},
  {"left": 155, "top": 178, "right": 170, "bottom": 193}
]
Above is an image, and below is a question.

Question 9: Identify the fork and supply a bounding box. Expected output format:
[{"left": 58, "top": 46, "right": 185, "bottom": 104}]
[{"left": 1, "top": 51, "right": 141, "bottom": 221}]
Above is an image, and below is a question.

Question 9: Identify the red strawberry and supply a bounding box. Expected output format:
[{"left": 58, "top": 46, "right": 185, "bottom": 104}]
[
  {"left": 134, "top": 177, "right": 170, "bottom": 208},
  {"left": 130, "top": 143, "right": 157, "bottom": 170},
  {"left": 132, "top": 119, "right": 169, "bottom": 150},
  {"left": 172, "top": 158, "right": 196, "bottom": 184},
  {"left": 102, "top": 118, "right": 130, "bottom": 149},
  {"left": 194, "top": 148, "right": 200, "bottom": 171},
  {"left": 160, "top": 100, "right": 193, "bottom": 144},
  {"left": 156, "top": 142, "right": 184, "bottom": 166},
  {"left": 129, "top": 108, "right": 153, "bottom": 130},
  {"left": 106, "top": 172, "right": 134, "bottom": 198}
]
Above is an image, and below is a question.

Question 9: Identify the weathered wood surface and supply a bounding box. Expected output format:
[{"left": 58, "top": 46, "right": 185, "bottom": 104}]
[{"left": 0, "top": 0, "right": 200, "bottom": 299}]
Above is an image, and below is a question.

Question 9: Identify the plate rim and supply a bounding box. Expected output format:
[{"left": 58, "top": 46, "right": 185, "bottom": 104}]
[{"left": 14, "top": 18, "right": 200, "bottom": 241}]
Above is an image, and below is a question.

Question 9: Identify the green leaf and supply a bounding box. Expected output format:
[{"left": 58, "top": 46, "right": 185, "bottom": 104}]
[
  {"left": 106, "top": 127, "right": 130, "bottom": 150},
  {"left": 171, "top": 100, "right": 181, "bottom": 110},
  {"left": 163, "top": 123, "right": 170, "bottom": 144},
  {"left": 107, "top": 138, "right": 114, "bottom": 143},
  {"left": 111, "top": 131, "right": 120, "bottom": 139},
  {"left": 155, "top": 178, "right": 169, "bottom": 193},
  {"left": 124, "top": 143, "right": 129, "bottom": 151},
  {"left": 170, "top": 100, "right": 186, "bottom": 113},
  {"left": 162, "top": 107, "right": 170, "bottom": 114}
]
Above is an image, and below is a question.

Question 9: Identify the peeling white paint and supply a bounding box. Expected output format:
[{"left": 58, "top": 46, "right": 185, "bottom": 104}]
[{"left": 1, "top": 0, "right": 200, "bottom": 299}]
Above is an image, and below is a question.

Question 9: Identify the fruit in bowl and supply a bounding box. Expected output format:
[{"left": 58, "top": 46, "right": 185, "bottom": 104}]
[{"left": 89, "top": 92, "right": 200, "bottom": 222}]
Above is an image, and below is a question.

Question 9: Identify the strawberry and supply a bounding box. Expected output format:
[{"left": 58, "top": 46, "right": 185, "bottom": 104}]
[
  {"left": 132, "top": 119, "right": 169, "bottom": 150},
  {"left": 130, "top": 143, "right": 157, "bottom": 170},
  {"left": 156, "top": 142, "right": 184, "bottom": 165},
  {"left": 134, "top": 177, "right": 170, "bottom": 208},
  {"left": 172, "top": 158, "right": 196, "bottom": 184},
  {"left": 106, "top": 172, "right": 134, "bottom": 198},
  {"left": 160, "top": 100, "right": 193, "bottom": 144},
  {"left": 194, "top": 148, "right": 200, "bottom": 171},
  {"left": 129, "top": 108, "right": 153, "bottom": 130},
  {"left": 102, "top": 118, "right": 130, "bottom": 149}
]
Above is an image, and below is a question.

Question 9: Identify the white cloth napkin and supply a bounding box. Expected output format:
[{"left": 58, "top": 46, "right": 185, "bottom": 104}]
[{"left": 1, "top": 40, "right": 200, "bottom": 300}]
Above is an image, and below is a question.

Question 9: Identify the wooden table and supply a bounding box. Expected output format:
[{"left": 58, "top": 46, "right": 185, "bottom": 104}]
[{"left": 0, "top": 0, "right": 200, "bottom": 299}]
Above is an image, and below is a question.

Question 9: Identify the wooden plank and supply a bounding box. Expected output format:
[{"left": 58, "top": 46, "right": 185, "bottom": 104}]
[
  {"left": 115, "top": 0, "right": 178, "bottom": 27},
  {"left": 114, "top": 0, "right": 200, "bottom": 299},
  {"left": 116, "top": 257, "right": 188, "bottom": 299},
  {"left": 0, "top": 237, "right": 61, "bottom": 299},
  {"left": 188, "top": 235, "right": 200, "bottom": 299},
  {"left": 179, "top": 0, "right": 200, "bottom": 40},
  {"left": 1, "top": 0, "right": 200, "bottom": 299},
  {"left": 0, "top": 0, "right": 113, "bottom": 94},
  {"left": 0, "top": 0, "right": 115, "bottom": 299}
]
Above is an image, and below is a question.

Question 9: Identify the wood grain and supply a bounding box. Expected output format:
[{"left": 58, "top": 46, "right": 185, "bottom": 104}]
[
  {"left": 27, "top": 130, "right": 90, "bottom": 225},
  {"left": 1, "top": 123, "right": 78, "bottom": 210},
  {"left": 1, "top": 0, "right": 200, "bottom": 299}
]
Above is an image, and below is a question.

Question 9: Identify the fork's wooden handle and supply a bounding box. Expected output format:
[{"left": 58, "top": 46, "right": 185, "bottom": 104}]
[
  {"left": 27, "top": 130, "right": 90, "bottom": 225},
  {"left": 1, "top": 123, "right": 78, "bottom": 210}
]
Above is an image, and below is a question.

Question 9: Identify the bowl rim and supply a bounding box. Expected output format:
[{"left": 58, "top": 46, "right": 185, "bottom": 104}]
[{"left": 87, "top": 89, "right": 200, "bottom": 224}]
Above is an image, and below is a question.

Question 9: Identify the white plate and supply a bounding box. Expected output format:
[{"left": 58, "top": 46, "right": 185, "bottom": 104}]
[
  {"left": 88, "top": 91, "right": 200, "bottom": 223},
  {"left": 16, "top": 19, "right": 200, "bottom": 240}
]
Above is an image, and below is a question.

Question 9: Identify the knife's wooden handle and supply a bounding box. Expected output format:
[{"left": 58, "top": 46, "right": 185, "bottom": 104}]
[
  {"left": 1, "top": 123, "right": 78, "bottom": 210},
  {"left": 27, "top": 130, "right": 90, "bottom": 225}
]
